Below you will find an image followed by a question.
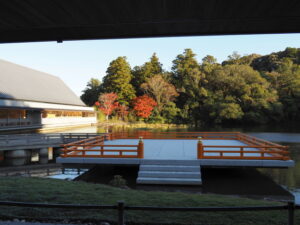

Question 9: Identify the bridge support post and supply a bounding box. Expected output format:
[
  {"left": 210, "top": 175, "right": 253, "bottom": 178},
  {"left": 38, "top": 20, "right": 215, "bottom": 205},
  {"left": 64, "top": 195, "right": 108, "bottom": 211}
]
[
  {"left": 39, "top": 148, "right": 48, "bottom": 164},
  {"left": 138, "top": 137, "right": 144, "bottom": 159},
  {"left": 5, "top": 150, "right": 29, "bottom": 166},
  {"left": 197, "top": 137, "right": 203, "bottom": 159}
]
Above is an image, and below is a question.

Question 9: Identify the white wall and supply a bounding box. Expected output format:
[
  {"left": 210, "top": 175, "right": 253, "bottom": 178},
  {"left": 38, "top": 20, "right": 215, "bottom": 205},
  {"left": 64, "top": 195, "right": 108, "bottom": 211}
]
[{"left": 41, "top": 116, "right": 97, "bottom": 128}]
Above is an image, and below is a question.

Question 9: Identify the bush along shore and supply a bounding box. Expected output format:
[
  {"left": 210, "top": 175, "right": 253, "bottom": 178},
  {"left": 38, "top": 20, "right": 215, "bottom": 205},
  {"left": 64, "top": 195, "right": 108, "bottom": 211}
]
[{"left": 0, "top": 177, "right": 299, "bottom": 225}]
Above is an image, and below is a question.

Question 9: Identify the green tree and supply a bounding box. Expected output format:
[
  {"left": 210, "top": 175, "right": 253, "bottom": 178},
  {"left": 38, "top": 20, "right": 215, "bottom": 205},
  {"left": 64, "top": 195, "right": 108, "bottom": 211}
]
[
  {"left": 80, "top": 78, "right": 101, "bottom": 106},
  {"left": 251, "top": 47, "right": 300, "bottom": 72},
  {"left": 161, "top": 102, "right": 180, "bottom": 123},
  {"left": 250, "top": 48, "right": 300, "bottom": 122},
  {"left": 203, "top": 65, "right": 281, "bottom": 124},
  {"left": 131, "top": 53, "right": 163, "bottom": 95},
  {"left": 171, "top": 49, "right": 207, "bottom": 124},
  {"left": 222, "top": 54, "right": 261, "bottom": 66},
  {"left": 201, "top": 55, "right": 220, "bottom": 74},
  {"left": 263, "top": 59, "right": 300, "bottom": 121},
  {"left": 101, "top": 57, "right": 135, "bottom": 105}
]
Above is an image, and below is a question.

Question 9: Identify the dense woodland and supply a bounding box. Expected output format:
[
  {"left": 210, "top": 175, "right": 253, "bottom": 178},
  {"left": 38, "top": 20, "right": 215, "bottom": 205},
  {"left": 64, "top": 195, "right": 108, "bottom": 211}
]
[{"left": 81, "top": 47, "right": 300, "bottom": 126}]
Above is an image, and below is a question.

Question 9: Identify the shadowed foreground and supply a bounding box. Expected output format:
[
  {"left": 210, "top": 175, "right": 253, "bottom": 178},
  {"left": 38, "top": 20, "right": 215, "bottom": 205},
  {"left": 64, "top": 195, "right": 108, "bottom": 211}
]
[{"left": 0, "top": 177, "right": 299, "bottom": 225}]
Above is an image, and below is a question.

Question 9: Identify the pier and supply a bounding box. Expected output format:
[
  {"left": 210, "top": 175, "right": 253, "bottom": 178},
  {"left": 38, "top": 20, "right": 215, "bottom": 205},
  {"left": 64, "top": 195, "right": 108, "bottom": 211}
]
[{"left": 57, "top": 132, "right": 294, "bottom": 185}]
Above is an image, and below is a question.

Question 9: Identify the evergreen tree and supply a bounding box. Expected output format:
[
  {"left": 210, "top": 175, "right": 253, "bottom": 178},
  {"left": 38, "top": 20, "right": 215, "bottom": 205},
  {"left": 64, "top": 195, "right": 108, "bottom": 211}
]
[
  {"left": 171, "top": 49, "right": 207, "bottom": 124},
  {"left": 131, "top": 53, "right": 163, "bottom": 95},
  {"left": 80, "top": 78, "right": 101, "bottom": 106},
  {"left": 101, "top": 57, "right": 135, "bottom": 105}
]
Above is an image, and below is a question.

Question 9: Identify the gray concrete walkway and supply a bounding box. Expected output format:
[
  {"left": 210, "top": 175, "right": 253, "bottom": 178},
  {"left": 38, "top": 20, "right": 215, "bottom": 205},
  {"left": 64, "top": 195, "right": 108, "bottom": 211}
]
[
  {"left": 88, "top": 139, "right": 267, "bottom": 159},
  {"left": 57, "top": 139, "right": 294, "bottom": 168}
]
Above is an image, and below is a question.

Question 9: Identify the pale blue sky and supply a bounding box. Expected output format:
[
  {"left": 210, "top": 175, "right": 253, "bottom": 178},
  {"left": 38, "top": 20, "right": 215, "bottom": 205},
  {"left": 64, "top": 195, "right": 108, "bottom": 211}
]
[{"left": 0, "top": 34, "right": 299, "bottom": 96}]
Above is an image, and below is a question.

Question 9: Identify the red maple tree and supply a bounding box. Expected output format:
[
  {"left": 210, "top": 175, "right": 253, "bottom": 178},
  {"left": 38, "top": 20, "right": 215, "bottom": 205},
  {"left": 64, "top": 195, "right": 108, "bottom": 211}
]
[
  {"left": 133, "top": 95, "right": 157, "bottom": 119},
  {"left": 95, "top": 93, "right": 119, "bottom": 120}
]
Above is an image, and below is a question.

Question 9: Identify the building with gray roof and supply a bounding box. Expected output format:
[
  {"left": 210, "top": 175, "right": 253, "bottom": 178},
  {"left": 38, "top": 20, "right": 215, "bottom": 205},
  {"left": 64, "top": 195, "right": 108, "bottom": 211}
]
[{"left": 0, "top": 59, "right": 96, "bottom": 131}]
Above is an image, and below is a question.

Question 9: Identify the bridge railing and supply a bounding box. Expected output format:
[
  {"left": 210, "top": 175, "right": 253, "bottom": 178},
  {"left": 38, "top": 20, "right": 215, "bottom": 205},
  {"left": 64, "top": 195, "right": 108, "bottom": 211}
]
[
  {"left": 197, "top": 145, "right": 290, "bottom": 160},
  {"left": 196, "top": 134, "right": 290, "bottom": 160},
  {"left": 108, "top": 132, "right": 290, "bottom": 160},
  {"left": 109, "top": 131, "right": 240, "bottom": 140},
  {"left": 61, "top": 136, "right": 144, "bottom": 158},
  {"left": 0, "top": 133, "right": 104, "bottom": 147}
]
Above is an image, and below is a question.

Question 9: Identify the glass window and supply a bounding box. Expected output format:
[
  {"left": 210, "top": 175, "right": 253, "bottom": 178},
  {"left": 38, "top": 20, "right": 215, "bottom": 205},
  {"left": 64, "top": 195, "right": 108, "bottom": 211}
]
[
  {"left": 8, "top": 110, "right": 20, "bottom": 119},
  {"left": 0, "top": 110, "right": 7, "bottom": 119},
  {"left": 20, "top": 110, "right": 26, "bottom": 119}
]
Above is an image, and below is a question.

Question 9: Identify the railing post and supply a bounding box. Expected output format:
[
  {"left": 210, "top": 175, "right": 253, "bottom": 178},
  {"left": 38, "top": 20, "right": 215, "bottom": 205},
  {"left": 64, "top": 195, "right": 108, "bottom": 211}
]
[
  {"left": 61, "top": 145, "right": 66, "bottom": 157},
  {"left": 288, "top": 201, "right": 295, "bottom": 225},
  {"left": 138, "top": 136, "right": 144, "bottom": 159},
  {"left": 101, "top": 146, "right": 104, "bottom": 156},
  {"left": 117, "top": 201, "right": 125, "bottom": 225},
  {"left": 197, "top": 136, "right": 203, "bottom": 159}
]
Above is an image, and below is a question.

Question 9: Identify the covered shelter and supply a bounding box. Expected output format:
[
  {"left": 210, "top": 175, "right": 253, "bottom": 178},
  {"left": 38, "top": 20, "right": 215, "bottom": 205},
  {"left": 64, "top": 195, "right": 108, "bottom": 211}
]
[
  {"left": 0, "top": 59, "right": 96, "bottom": 131},
  {"left": 0, "top": 0, "right": 299, "bottom": 44}
]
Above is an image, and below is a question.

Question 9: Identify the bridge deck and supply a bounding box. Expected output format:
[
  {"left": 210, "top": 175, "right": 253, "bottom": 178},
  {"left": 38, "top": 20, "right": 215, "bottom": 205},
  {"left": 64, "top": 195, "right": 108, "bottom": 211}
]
[
  {"left": 57, "top": 137, "right": 294, "bottom": 168},
  {"left": 86, "top": 139, "right": 266, "bottom": 159}
]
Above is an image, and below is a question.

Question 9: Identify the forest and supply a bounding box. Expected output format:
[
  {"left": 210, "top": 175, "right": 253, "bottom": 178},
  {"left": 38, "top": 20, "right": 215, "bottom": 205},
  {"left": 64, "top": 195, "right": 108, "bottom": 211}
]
[{"left": 81, "top": 47, "right": 300, "bottom": 126}]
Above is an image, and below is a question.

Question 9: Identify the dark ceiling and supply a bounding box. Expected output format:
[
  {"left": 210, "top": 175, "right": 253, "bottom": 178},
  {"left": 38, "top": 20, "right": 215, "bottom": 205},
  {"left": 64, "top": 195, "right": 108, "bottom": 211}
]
[{"left": 0, "top": 0, "right": 299, "bottom": 43}]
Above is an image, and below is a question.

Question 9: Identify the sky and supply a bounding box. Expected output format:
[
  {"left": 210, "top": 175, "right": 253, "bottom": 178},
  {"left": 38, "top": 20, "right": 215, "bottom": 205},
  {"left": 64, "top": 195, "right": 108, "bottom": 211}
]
[{"left": 0, "top": 33, "right": 299, "bottom": 97}]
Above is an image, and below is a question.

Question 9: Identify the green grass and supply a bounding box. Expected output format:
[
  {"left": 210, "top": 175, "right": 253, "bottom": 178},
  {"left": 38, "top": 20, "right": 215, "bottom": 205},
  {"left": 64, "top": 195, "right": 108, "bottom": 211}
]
[{"left": 0, "top": 177, "right": 298, "bottom": 225}]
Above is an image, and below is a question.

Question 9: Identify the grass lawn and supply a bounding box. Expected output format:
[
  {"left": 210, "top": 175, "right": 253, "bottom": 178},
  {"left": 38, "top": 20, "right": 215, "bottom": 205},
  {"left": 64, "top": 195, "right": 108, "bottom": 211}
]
[{"left": 0, "top": 177, "right": 298, "bottom": 225}]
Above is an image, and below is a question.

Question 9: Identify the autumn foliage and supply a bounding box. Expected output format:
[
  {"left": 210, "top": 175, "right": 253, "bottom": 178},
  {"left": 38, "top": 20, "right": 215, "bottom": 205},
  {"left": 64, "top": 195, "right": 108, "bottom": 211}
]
[
  {"left": 133, "top": 95, "right": 157, "bottom": 118},
  {"left": 95, "top": 93, "right": 119, "bottom": 119}
]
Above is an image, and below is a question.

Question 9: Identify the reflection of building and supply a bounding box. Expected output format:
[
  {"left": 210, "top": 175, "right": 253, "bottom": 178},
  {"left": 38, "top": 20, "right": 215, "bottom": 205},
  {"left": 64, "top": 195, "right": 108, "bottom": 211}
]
[{"left": 0, "top": 59, "right": 96, "bottom": 131}]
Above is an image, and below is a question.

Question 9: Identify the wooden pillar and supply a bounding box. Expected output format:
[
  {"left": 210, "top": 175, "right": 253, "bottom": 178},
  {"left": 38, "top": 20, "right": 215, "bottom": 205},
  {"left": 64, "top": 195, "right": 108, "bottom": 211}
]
[
  {"left": 138, "top": 136, "right": 144, "bottom": 159},
  {"left": 197, "top": 136, "right": 203, "bottom": 159}
]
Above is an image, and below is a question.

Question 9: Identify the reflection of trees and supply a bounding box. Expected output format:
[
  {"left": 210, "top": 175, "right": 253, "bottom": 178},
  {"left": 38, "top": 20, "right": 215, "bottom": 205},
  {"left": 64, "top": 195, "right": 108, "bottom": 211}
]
[{"left": 259, "top": 143, "right": 300, "bottom": 189}]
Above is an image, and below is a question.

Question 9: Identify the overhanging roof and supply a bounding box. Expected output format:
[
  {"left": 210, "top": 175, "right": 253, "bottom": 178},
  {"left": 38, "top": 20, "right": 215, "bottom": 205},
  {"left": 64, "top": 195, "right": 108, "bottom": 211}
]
[
  {"left": 0, "top": 59, "right": 85, "bottom": 106},
  {"left": 0, "top": 0, "right": 299, "bottom": 44}
]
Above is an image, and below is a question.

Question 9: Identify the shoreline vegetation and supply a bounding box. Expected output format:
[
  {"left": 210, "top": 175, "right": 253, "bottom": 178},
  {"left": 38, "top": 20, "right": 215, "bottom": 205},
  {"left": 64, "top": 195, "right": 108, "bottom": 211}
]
[
  {"left": 81, "top": 47, "right": 300, "bottom": 128},
  {"left": 96, "top": 121, "right": 188, "bottom": 129},
  {"left": 0, "top": 177, "right": 299, "bottom": 225}
]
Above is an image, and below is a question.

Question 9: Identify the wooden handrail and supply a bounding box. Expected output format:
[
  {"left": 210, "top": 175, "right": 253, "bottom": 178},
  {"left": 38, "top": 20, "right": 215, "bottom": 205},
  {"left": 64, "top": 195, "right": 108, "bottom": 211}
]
[
  {"left": 61, "top": 136, "right": 143, "bottom": 158},
  {"left": 60, "top": 132, "right": 289, "bottom": 161}
]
